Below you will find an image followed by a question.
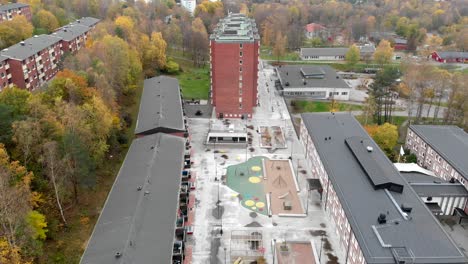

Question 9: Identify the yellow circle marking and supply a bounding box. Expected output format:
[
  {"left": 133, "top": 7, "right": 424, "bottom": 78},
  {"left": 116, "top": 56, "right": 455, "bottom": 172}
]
[
  {"left": 251, "top": 166, "right": 262, "bottom": 172},
  {"left": 256, "top": 202, "right": 265, "bottom": 208},
  {"left": 245, "top": 200, "right": 255, "bottom": 207},
  {"left": 249, "top": 176, "right": 261, "bottom": 183}
]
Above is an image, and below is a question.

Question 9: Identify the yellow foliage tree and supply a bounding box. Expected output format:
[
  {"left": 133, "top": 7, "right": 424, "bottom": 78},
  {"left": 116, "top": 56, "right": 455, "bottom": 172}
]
[
  {"left": 115, "top": 16, "right": 135, "bottom": 39},
  {"left": 33, "top": 10, "right": 59, "bottom": 33},
  {"left": 0, "top": 16, "right": 33, "bottom": 49},
  {"left": 374, "top": 40, "right": 394, "bottom": 65}
]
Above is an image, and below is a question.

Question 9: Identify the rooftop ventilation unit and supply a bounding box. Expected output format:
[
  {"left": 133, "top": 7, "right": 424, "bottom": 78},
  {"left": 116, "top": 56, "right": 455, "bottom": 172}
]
[
  {"left": 400, "top": 203, "right": 412, "bottom": 213},
  {"left": 377, "top": 213, "right": 387, "bottom": 224},
  {"left": 367, "top": 146, "right": 373, "bottom": 152},
  {"left": 20, "top": 41, "right": 25, "bottom": 46}
]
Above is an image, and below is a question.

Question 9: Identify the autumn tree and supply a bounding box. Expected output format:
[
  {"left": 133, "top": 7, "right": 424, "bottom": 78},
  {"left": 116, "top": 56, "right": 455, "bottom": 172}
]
[
  {"left": 114, "top": 15, "right": 135, "bottom": 40},
  {"left": 41, "top": 141, "right": 67, "bottom": 225},
  {"left": 345, "top": 44, "right": 360, "bottom": 70},
  {"left": 191, "top": 18, "right": 209, "bottom": 67},
  {"left": 365, "top": 123, "right": 398, "bottom": 155},
  {"left": 0, "top": 144, "right": 46, "bottom": 260},
  {"left": 273, "top": 32, "right": 287, "bottom": 62},
  {"left": 140, "top": 32, "right": 167, "bottom": 77},
  {"left": 0, "top": 16, "right": 33, "bottom": 49},
  {"left": 33, "top": 10, "right": 60, "bottom": 33},
  {"left": 374, "top": 40, "right": 394, "bottom": 65}
]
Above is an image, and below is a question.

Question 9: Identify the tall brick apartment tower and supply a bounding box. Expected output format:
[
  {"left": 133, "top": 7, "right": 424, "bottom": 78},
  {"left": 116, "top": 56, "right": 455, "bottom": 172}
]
[{"left": 210, "top": 13, "right": 260, "bottom": 119}]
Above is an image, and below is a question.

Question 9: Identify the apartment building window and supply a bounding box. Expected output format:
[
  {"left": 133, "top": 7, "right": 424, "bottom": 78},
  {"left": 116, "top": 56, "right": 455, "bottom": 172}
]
[
  {"left": 239, "top": 60, "right": 243, "bottom": 65},
  {"left": 240, "top": 51, "right": 243, "bottom": 57},
  {"left": 1, "top": 72, "right": 4, "bottom": 78},
  {"left": 239, "top": 103, "right": 242, "bottom": 109},
  {"left": 239, "top": 67, "right": 242, "bottom": 72},
  {"left": 240, "top": 43, "right": 243, "bottom": 49}
]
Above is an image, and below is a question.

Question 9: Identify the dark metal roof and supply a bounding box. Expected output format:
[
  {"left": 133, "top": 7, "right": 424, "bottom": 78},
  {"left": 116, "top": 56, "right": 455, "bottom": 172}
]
[
  {"left": 0, "top": 3, "right": 29, "bottom": 12},
  {"left": 409, "top": 125, "right": 468, "bottom": 181},
  {"left": 80, "top": 133, "right": 185, "bottom": 264},
  {"left": 52, "top": 24, "right": 90, "bottom": 41},
  {"left": 276, "top": 65, "right": 350, "bottom": 89},
  {"left": 0, "top": 35, "right": 61, "bottom": 61},
  {"left": 135, "top": 76, "right": 185, "bottom": 135},
  {"left": 402, "top": 172, "right": 468, "bottom": 198},
  {"left": 346, "top": 137, "right": 404, "bottom": 193},
  {"left": 301, "top": 113, "right": 467, "bottom": 264}
]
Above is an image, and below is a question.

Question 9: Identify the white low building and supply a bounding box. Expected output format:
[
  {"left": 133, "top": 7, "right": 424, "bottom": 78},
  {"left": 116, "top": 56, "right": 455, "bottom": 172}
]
[{"left": 275, "top": 65, "right": 350, "bottom": 100}]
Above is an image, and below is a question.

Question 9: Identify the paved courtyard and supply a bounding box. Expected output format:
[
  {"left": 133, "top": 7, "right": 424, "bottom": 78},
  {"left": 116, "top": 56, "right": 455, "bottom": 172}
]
[{"left": 186, "top": 62, "right": 345, "bottom": 264}]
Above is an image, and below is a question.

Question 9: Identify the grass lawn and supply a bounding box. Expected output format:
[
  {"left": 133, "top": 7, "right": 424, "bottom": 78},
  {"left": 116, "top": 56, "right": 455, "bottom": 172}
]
[
  {"left": 260, "top": 47, "right": 300, "bottom": 61},
  {"left": 290, "top": 100, "right": 363, "bottom": 113},
  {"left": 354, "top": 115, "right": 408, "bottom": 127},
  {"left": 168, "top": 55, "right": 210, "bottom": 100},
  {"left": 177, "top": 67, "right": 210, "bottom": 100}
]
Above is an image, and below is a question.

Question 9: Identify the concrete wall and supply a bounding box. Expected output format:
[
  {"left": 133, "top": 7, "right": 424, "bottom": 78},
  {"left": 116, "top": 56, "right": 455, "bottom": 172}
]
[
  {"left": 211, "top": 40, "right": 259, "bottom": 118},
  {"left": 405, "top": 127, "right": 468, "bottom": 213},
  {"left": 299, "top": 120, "right": 367, "bottom": 264}
]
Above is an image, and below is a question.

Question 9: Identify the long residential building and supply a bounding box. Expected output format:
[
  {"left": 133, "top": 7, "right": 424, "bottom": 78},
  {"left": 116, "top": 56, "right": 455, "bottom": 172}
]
[
  {"left": 0, "top": 35, "right": 63, "bottom": 91},
  {"left": 210, "top": 13, "right": 260, "bottom": 119},
  {"left": 0, "top": 3, "right": 31, "bottom": 22},
  {"left": 80, "top": 133, "right": 187, "bottom": 264},
  {"left": 405, "top": 125, "right": 468, "bottom": 213},
  {"left": 0, "top": 17, "right": 99, "bottom": 91},
  {"left": 300, "top": 112, "right": 467, "bottom": 264}
]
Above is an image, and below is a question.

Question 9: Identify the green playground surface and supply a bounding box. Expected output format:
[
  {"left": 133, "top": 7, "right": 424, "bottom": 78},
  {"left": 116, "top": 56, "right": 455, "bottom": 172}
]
[{"left": 226, "top": 156, "right": 268, "bottom": 215}]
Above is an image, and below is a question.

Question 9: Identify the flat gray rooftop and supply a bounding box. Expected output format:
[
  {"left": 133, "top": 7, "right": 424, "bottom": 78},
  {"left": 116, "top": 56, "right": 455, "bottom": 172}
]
[
  {"left": 436, "top": 51, "right": 468, "bottom": 59},
  {"left": 75, "top": 17, "right": 100, "bottom": 27},
  {"left": 0, "top": 35, "right": 61, "bottom": 61},
  {"left": 402, "top": 172, "right": 468, "bottom": 198},
  {"left": 210, "top": 13, "right": 259, "bottom": 42},
  {"left": 276, "top": 65, "right": 350, "bottom": 89},
  {"left": 80, "top": 133, "right": 185, "bottom": 264},
  {"left": 0, "top": 3, "right": 28, "bottom": 12},
  {"left": 135, "top": 76, "right": 185, "bottom": 135},
  {"left": 52, "top": 23, "right": 90, "bottom": 41},
  {"left": 301, "top": 47, "right": 348, "bottom": 57},
  {"left": 301, "top": 112, "right": 467, "bottom": 264},
  {"left": 409, "top": 125, "right": 468, "bottom": 181}
]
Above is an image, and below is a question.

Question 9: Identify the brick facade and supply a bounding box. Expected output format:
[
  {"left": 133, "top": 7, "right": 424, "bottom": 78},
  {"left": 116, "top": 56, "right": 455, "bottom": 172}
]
[
  {"left": 210, "top": 41, "right": 259, "bottom": 118},
  {"left": 405, "top": 127, "right": 468, "bottom": 213},
  {"left": 299, "top": 120, "right": 367, "bottom": 264},
  {"left": 5, "top": 38, "right": 62, "bottom": 91},
  {"left": 0, "top": 17, "right": 99, "bottom": 91},
  {"left": 0, "top": 58, "right": 13, "bottom": 91},
  {"left": 0, "top": 4, "right": 31, "bottom": 22}
]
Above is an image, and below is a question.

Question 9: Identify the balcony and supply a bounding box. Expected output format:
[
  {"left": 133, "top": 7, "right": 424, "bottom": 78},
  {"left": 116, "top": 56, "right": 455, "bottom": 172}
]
[
  {"left": 5, "top": 64, "right": 9, "bottom": 70},
  {"left": 7, "top": 74, "right": 11, "bottom": 79}
]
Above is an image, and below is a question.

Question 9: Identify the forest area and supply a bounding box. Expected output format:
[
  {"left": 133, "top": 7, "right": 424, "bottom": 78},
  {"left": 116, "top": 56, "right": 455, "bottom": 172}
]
[{"left": 0, "top": 0, "right": 467, "bottom": 263}]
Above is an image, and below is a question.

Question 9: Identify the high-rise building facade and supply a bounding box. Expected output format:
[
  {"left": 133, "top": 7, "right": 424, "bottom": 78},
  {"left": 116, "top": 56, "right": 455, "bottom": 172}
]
[{"left": 210, "top": 14, "right": 260, "bottom": 119}]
